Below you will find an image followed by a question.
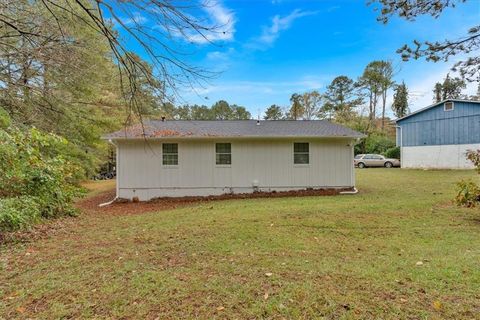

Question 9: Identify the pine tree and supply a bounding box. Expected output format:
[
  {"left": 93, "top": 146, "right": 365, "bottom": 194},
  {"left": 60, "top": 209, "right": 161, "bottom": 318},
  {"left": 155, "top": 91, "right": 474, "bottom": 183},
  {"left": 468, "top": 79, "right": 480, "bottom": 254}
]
[
  {"left": 289, "top": 94, "right": 304, "bottom": 120},
  {"left": 432, "top": 75, "right": 466, "bottom": 102},
  {"left": 264, "top": 105, "right": 284, "bottom": 120},
  {"left": 321, "top": 76, "right": 362, "bottom": 122},
  {"left": 392, "top": 81, "right": 409, "bottom": 118}
]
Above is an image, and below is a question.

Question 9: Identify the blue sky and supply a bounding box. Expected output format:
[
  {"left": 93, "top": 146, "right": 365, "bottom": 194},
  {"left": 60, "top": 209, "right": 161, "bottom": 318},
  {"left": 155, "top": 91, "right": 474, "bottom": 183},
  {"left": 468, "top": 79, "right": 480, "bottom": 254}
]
[{"left": 117, "top": 0, "right": 480, "bottom": 117}]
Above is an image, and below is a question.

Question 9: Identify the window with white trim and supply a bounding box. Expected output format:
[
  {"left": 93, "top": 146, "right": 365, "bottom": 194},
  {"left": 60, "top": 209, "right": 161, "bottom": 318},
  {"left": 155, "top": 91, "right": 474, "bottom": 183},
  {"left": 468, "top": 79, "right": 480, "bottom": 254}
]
[
  {"left": 216, "top": 143, "right": 231, "bottom": 165},
  {"left": 444, "top": 101, "right": 454, "bottom": 111},
  {"left": 162, "top": 143, "right": 178, "bottom": 165},
  {"left": 294, "top": 142, "right": 309, "bottom": 164}
]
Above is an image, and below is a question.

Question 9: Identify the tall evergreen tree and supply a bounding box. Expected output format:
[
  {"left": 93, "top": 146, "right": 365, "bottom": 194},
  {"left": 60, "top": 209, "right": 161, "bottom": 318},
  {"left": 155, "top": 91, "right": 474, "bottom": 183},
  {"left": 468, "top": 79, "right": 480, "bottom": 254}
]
[
  {"left": 392, "top": 81, "right": 409, "bottom": 118},
  {"left": 432, "top": 74, "right": 467, "bottom": 102},
  {"left": 441, "top": 74, "right": 466, "bottom": 100},
  {"left": 322, "top": 76, "right": 363, "bottom": 122},
  {"left": 190, "top": 105, "right": 214, "bottom": 120},
  {"left": 264, "top": 105, "right": 284, "bottom": 120},
  {"left": 0, "top": 0, "right": 228, "bottom": 122},
  {"left": 433, "top": 83, "right": 443, "bottom": 103},
  {"left": 211, "top": 100, "right": 232, "bottom": 120},
  {"left": 357, "top": 61, "right": 384, "bottom": 128},
  {"left": 378, "top": 61, "right": 395, "bottom": 130},
  {"left": 231, "top": 104, "right": 251, "bottom": 120},
  {"left": 289, "top": 93, "right": 304, "bottom": 120},
  {"left": 0, "top": 1, "right": 131, "bottom": 175}
]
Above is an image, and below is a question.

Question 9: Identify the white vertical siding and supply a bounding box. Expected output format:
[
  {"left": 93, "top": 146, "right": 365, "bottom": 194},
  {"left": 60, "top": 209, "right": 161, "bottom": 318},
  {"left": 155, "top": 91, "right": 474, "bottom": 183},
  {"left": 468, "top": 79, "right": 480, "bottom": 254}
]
[
  {"left": 116, "top": 138, "right": 355, "bottom": 200},
  {"left": 401, "top": 144, "right": 479, "bottom": 169}
]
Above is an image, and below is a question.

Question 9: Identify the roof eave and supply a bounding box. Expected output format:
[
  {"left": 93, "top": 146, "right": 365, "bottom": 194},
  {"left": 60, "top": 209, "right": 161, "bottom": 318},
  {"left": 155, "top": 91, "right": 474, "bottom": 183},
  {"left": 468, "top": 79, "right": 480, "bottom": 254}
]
[
  {"left": 104, "top": 135, "right": 365, "bottom": 141},
  {"left": 395, "top": 99, "right": 480, "bottom": 122}
]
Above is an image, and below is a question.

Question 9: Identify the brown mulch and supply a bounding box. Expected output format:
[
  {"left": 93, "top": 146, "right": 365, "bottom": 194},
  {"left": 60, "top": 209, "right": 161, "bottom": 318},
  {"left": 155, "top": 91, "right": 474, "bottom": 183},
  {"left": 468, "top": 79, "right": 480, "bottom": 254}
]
[
  {"left": 76, "top": 187, "right": 354, "bottom": 216},
  {"left": 76, "top": 189, "right": 201, "bottom": 215}
]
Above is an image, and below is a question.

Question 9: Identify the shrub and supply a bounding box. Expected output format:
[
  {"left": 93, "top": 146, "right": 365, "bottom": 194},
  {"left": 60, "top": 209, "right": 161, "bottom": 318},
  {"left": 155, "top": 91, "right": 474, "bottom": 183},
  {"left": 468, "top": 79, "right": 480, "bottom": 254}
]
[
  {"left": 454, "top": 150, "right": 480, "bottom": 208},
  {"left": 0, "top": 119, "right": 81, "bottom": 231},
  {"left": 0, "top": 197, "right": 42, "bottom": 230},
  {"left": 384, "top": 146, "right": 400, "bottom": 159},
  {"left": 365, "top": 134, "right": 396, "bottom": 154},
  {"left": 355, "top": 133, "right": 396, "bottom": 155},
  {"left": 466, "top": 149, "right": 480, "bottom": 174},
  {"left": 454, "top": 180, "right": 480, "bottom": 207}
]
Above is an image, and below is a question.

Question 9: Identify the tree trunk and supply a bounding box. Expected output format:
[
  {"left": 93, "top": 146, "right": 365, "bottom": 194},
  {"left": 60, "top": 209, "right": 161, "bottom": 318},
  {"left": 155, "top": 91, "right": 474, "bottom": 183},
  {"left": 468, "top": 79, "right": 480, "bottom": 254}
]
[
  {"left": 381, "top": 89, "right": 387, "bottom": 130},
  {"left": 368, "top": 90, "right": 373, "bottom": 121}
]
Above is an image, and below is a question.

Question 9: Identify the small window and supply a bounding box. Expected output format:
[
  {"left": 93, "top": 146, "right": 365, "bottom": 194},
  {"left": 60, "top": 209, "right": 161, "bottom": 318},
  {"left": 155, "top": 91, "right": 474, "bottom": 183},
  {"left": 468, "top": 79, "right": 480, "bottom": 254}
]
[
  {"left": 294, "top": 142, "right": 309, "bottom": 164},
  {"left": 444, "top": 101, "right": 454, "bottom": 111},
  {"left": 354, "top": 154, "right": 363, "bottom": 160},
  {"left": 216, "top": 143, "right": 231, "bottom": 165},
  {"left": 162, "top": 143, "right": 178, "bottom": 165}
]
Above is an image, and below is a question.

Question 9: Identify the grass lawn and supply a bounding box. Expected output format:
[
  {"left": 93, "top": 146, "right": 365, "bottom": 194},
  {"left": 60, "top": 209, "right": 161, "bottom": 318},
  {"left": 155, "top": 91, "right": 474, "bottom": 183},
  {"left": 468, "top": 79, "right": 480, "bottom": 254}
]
[{"left": 1, "top": 169, "right": 480, "bottom": 319}]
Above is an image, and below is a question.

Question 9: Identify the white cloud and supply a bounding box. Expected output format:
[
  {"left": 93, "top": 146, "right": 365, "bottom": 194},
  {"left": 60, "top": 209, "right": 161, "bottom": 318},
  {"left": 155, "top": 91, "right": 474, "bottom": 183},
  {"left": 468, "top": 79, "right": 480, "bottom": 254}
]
[
  {"left": 260, "top": 9, "right": 317, "bottom": 45},
  {"left": 179, "top": 0, "right": 236, "bottom": 44},
  {"left": 248, "top": 9, "right": 317, "bottom": 49},
  {"left": 206, "top": 47, "right": 236, "bottom": 61},
  {"left": 121, "top": 12, "right": 148, "bottom": 26}
]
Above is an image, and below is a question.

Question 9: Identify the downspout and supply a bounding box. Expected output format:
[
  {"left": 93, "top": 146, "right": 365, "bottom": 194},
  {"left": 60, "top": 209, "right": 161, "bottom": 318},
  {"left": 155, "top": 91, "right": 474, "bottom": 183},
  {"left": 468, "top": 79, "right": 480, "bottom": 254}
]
[
  {"left": 344, "top": 137, "right": 361, "bottom": 195},
  {"left": 99, "top": 139, "right": 118, "bottom": 207},
  {"left": 395, "top": 125, "right": 402, "bottom": 168},
  {"left": 340, "top": 187, "right": 358, "bottom": 195}
]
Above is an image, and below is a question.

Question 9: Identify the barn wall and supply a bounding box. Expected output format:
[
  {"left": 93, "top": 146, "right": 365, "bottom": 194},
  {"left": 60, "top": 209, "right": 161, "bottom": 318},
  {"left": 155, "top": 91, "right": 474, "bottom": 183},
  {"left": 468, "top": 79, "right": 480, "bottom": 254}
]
[
  {"left": 115, "top": 138, "right": 355, "bottom": 200},
  {"left": 401, "top": 144, "right": 480, "bottom": 169},
  {"left": 397, "top": 101, "right": 480, "bottom": 147}
]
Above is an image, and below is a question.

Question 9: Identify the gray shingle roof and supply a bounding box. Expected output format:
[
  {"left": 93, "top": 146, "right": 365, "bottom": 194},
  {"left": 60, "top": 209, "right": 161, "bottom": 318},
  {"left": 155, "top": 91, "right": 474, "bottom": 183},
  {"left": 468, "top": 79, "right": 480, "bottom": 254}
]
[{"left": 105, "top": 120, "right": 365, "bottom": 139}]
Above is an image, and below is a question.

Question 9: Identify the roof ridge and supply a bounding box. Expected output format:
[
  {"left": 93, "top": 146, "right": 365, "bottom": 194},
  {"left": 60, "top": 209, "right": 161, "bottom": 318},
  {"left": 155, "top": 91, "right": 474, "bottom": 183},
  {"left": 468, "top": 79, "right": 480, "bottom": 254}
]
[{"left": 396, "top": 99, "right": 480, "bottom": 122}]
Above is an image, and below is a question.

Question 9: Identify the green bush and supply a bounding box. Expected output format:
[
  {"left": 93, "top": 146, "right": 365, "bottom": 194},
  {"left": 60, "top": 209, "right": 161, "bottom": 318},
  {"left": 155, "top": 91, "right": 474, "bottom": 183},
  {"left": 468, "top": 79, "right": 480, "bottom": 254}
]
[
  {"left": 466, "top": 149, "right": 480, "bottom": 174},
  {"left": 355, "top": 133, "right": 396, "bottom": 155},
  {"left": 0, "top": 197, "right": 42, "bottom": 230},
  {"left": 0, "top": 118, "right": 81, "bottom": 231},
  {"left": 365, "top": 134, "right": 396, "bottom": 154},
  {"left": 454, "top": 180, "right": 480, "bottom": 207},
  {"left": 384, "top": 146, "right": 400, "bottom": 159}
]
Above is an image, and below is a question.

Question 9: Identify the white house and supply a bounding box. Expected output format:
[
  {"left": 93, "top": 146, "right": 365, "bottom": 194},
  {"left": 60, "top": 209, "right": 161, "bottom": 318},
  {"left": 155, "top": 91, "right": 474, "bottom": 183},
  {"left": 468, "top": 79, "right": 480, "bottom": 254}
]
[
  {"left": 396, "top": 99, "right": 480, "bottom": 169},
  {"left": 106, "top": 120, "right": 364, "bottom": 201}
]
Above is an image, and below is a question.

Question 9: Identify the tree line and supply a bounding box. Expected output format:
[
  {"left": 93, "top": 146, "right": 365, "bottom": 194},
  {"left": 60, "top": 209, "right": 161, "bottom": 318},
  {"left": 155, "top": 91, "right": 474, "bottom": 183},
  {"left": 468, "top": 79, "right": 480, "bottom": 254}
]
[
  {"left": 159, "top": 100, "right": 251, "bottom": 120},
  {"left": 157, "top": 65, "right": 479, "bottom": 138},
  {"left": 263, "top": 60, "right": 408, "bottom": 133},
  {"left": 154, "top": 60, "right": 410, "bottom": 131},
  {"left": 265, "top": 70, "right": 479, "bottom": 127}
]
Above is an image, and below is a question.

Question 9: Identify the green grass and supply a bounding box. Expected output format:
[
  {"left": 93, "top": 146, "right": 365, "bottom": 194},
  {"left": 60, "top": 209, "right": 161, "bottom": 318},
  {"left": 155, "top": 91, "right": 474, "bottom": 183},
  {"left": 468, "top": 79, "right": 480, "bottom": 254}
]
[{"left": 1, "top": 169, "right": 480, "bottom": 319}]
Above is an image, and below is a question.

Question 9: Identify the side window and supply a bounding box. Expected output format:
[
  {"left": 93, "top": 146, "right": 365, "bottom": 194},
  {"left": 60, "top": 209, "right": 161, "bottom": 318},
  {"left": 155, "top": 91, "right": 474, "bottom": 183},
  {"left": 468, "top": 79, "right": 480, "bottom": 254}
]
[
  {"left": 294, "top": 142, "right": 309, "bottom": 164},
  {"left": 354, "top": 155, "right": 363, "bottom": 160},
  {"left": 444, "top": 101, "right": 454, "bottom": 111},
  {"left": 216, "top": 143, "right": 231, "bottom": 165},
  {"left": 162, "top": 143, "right": 178, "bottom": 166}
]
